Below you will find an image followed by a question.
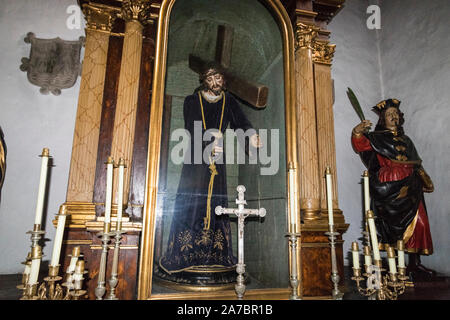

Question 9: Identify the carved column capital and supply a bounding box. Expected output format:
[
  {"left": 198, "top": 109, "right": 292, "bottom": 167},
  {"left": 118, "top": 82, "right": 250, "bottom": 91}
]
[
  {"left": 119, "top": 0, "right": 155, "bottom": 25},
  {"left": 82, "top": 3, "right": 120, "bottom": 33},
  {"left": 295, "top": 22, "right": 320, "bottom": 51},
  {"left": 312, "top": 41, "right": 336, "bottom": 65}
]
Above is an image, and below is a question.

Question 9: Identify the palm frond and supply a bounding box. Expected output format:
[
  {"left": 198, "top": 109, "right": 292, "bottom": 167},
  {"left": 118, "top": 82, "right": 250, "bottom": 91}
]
[{"left": 346, "top": 87, "right": 365, "bottom": 121}]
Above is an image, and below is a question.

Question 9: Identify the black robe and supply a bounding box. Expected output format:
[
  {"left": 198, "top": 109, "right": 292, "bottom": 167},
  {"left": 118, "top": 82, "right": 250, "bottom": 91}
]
[
  {"left": 357, "top": 130, "right": 425, "bottom": 245},
  {"left": 159, "top": 91, "right": 252, "bottom": 275}
]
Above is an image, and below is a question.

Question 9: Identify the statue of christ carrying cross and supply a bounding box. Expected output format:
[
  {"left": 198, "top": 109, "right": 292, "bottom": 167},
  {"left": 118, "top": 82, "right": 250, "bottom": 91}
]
[{"left": 155, "top": 26, "right": 266, "bottom": 287}]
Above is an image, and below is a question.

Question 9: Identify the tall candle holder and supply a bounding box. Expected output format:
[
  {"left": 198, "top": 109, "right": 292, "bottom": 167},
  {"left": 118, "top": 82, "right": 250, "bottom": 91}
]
[
  {"left": 106, "top": 158, "right": 127, "bottom": 300},
  {"left": 106, "top": 227, "right": 126, "bottom": 300},
  {"left": 95, "top": 223, "right": 114, "bottom": 300},
  {"left": 325, "top": 225, "right": 343, "bottom": 300},
  {"left": 286, "top": 231, "right": 301, "bottom": 300}
]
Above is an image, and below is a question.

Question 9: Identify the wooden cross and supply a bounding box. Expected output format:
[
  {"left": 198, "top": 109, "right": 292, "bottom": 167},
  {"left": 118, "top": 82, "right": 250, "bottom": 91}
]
[
  {"left": 189, "top": 25, "right": 269, "bottom": 108},
  {"left": 215, "top": 185, "right": 266, "bottom": 299}
]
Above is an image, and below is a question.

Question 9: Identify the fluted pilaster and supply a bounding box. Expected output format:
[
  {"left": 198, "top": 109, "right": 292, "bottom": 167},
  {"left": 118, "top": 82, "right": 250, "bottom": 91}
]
[
  {"left": 295, "top": 23, "right": 321, "bottom": 221},
  {"left": 66, "top": 4, "right": 118, "bottom": 202},
  {"left": 110, "top": 0, "right": 152, "bottom": 205}
]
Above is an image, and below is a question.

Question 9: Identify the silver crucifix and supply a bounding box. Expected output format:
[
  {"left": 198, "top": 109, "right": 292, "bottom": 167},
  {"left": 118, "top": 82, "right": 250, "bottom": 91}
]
[{"left": 215, "top": 185, "right": 266, "bottom": 299}]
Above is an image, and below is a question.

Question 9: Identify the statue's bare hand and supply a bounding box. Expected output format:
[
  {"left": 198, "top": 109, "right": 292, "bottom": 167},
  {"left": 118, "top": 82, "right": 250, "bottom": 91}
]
[{"left": 353, "top": 120, "right": 372, "bottom": 135}]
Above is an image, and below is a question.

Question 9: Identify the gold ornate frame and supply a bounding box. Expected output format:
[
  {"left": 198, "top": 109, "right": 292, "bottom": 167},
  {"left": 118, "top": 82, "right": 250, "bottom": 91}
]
[{"left": 138, "top": 0, "right": 299, "bottom": 300}]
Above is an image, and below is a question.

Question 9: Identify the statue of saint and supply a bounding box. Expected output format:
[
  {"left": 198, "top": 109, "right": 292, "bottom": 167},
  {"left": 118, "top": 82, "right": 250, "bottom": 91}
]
[
  {"left": 155, "top": 63, "right": 262, "bottom": 287},
  {"left": 0, "top": 127, "right": 6, "bottom": 200},
  {"left": 351, "top": 98, "right": 436, "bottom": 280}
]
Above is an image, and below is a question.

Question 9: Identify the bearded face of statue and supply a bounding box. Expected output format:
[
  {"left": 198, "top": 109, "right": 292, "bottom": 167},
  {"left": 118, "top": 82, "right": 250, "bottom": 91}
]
[
  {"left": 203, "top": 69, "right": 225, "bottom": 96},
  {"left": 384, "top": 107, "right": 400, "bottom": 131}
]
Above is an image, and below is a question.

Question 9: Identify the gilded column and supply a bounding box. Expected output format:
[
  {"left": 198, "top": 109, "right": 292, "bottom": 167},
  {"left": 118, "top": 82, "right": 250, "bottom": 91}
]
[
  {"left": 66, "top": 4, "right": 118, "bottom": 208},
  {"left": 110, "top": 0, "right": 152, "bottom": 205},
  {"left": 313, "top": 39, "right": 343, "bottom": 223},
  {"left": 294, "top": 22, "right": 322, "bottom": 222}
]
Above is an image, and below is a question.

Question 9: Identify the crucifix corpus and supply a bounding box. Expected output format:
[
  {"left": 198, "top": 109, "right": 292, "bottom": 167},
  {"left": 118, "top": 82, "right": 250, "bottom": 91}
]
[
  {"left": 215, "top": 185, "right": 266, "bottom": 299},
  {"left": 189, "top": 25, "right": 269, "bottom": 108}
]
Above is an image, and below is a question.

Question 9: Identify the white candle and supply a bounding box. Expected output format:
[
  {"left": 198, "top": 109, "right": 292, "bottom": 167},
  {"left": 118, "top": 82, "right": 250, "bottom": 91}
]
[
  {"left": 67, "top": 246, "right": 80, "bottom": 274},
  {"left": 24, "top": 260, "right": 31, "bottom": 276},
  {"left": 28, "top": 245, "right": 42, "bottom": 286},
  {"left": 117, "top": 158, "right": 125, "bottom": 230},
  {"left": 28, "top": 258, "right": 41, "bottom": 285},
  {"left": 34, "top": 148, "right": 49, "bottom": 226},
  {"left": 351, "top": 242, "right": 360, "bottom": 269},
  {"left": 288, "top": 165, "right": 296, "bottom": 230},
  {"left": 363, "top": 246, "right": 372, "bottom": 267},
  {"left": 104, "top": 156, "right": 114, "bottom": 224},
  {"left": 366, "top": 211, "right": 381, "bottom": 261},
  {"left": 387, "top": 246, "right": 397, "bottom": 275},
  {"left": 397, "top": 240, "right": 406, "bottom": 268},
  {"left": 325, "top": 167, "right": 334, "bottom": 226},
  {"left": 363, "top": 171, "right": 370, "bottom": 214},
  {"left": 50, "top": 211, "right": 67, "bottom": 267}
]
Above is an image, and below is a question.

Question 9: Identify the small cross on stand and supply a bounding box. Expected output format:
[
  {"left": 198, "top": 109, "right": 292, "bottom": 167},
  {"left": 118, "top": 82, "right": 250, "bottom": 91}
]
[
  {"left": 189, "top": 25, "right": 269, "bottom": 108},
  {"left": 215, "top": 185, "right": 266, "bottom": 300}
]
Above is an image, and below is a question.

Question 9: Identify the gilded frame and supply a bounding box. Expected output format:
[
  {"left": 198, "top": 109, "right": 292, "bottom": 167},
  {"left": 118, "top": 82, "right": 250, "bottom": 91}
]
[{"left": 138, "top": 0, "right": 299, "bottom": 300}]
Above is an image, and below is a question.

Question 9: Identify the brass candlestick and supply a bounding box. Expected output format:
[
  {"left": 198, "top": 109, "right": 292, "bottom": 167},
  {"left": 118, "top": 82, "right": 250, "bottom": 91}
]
[
  {"left": 286, "top": 231, "right": 301, "bottom": 300},
  {"left": 106, "top": 228, "right": 126, "bottom": 300},
  {"left": 351, "top": 254, "right": 408, "bottom": 300},
  {"left": 325, "top": 225, "right": 343, "bottom": 300},
  {"left": 70, "top": 260, "right": 88, "bottom": 300},
  {"left": 38, "top": 265, "right": 64, "bottom": 300},
  {"left": 20, "top": 244, "right": 43, "bottom": 300},
  {"left": 17, "top": 253, "right": 32, "bottom": 290},
  {"left": 95, "top": 223, "right": 114, "bottom": 300}
]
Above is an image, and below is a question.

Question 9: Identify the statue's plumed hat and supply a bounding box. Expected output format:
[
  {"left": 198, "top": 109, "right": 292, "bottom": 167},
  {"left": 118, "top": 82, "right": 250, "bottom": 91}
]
[{"left": 372, "top": 98, "right": 401, "bottom": 115}]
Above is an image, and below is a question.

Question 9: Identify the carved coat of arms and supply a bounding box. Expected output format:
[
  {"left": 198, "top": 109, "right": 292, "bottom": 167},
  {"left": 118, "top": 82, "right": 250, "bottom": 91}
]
[{"left": 20, "top": 32, "right": 85, "bottom": 95}]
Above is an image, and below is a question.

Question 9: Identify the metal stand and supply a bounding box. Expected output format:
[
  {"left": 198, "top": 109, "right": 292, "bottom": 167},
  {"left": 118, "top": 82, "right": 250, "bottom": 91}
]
[
  {"left": 325, "top": 225, "right": 343, "bottom": 300},
  {"left": 286, "top": 232, "right": 301, "bottom": 300},
  {"left": 19, "top": 224, "right": 45, "bottom": 300},
  {"left": 95, "top": 225, "right": 114, "bottom": 300},
  {"left": 106, "top": 229, "right": 126, "bottom": 300}
]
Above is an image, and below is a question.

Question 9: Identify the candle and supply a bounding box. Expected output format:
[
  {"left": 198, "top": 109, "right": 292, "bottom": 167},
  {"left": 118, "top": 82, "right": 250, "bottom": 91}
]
[
  {"left": 28, "top": 245, "right": 42, "bottom": 286},
  {"left": 351, "top": 242, "right": 360, "bottom": 269},
  {"left": 73, "top": 260, "right": 85, "bottom": 282},
  {"left": 366, "top": 210, "right": 381, "bottom": 261},
  {"left": 117, "top": 158, "right": 125, "bottom": 231},
  {"left": 387, "top": 246, "right": 397, "bottom": 275},
  {"left": 363, "top": 171, "right": 370, "bottom": 214},
  {"left": 50, "top": 207, "right": 67, "bottom": 267},
  {"left": 67, "top": 246, "right": 81, "bottom": 274},
  {"left": 363, "top": 245, "right": 372, "bottom": 267},
  {"left": 104, "top": 156, "right": 114, "bottom": 227},
  {"left": 325, "top": 167, "right": 334, "bottom": 226},
  {"left": 34, "top": 148, "right": 50, "bottom": 226},
  {"left": 288, "top": 163, "right": 296, "bottom": 231},
  {"left": 397, "top": 240, "right": 405, "bottom": 268}
]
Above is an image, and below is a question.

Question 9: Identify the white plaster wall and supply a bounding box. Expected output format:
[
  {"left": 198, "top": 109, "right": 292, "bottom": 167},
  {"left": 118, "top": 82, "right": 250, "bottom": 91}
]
[
  {"left": 378, "top": 0, "right": 450, "bottom": 274},
  {"left": 330, "top": 0, "right": 383, "bottom": 266},
  {"left": 0, "top": 0, "right": 84, "bottom": 273}
]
